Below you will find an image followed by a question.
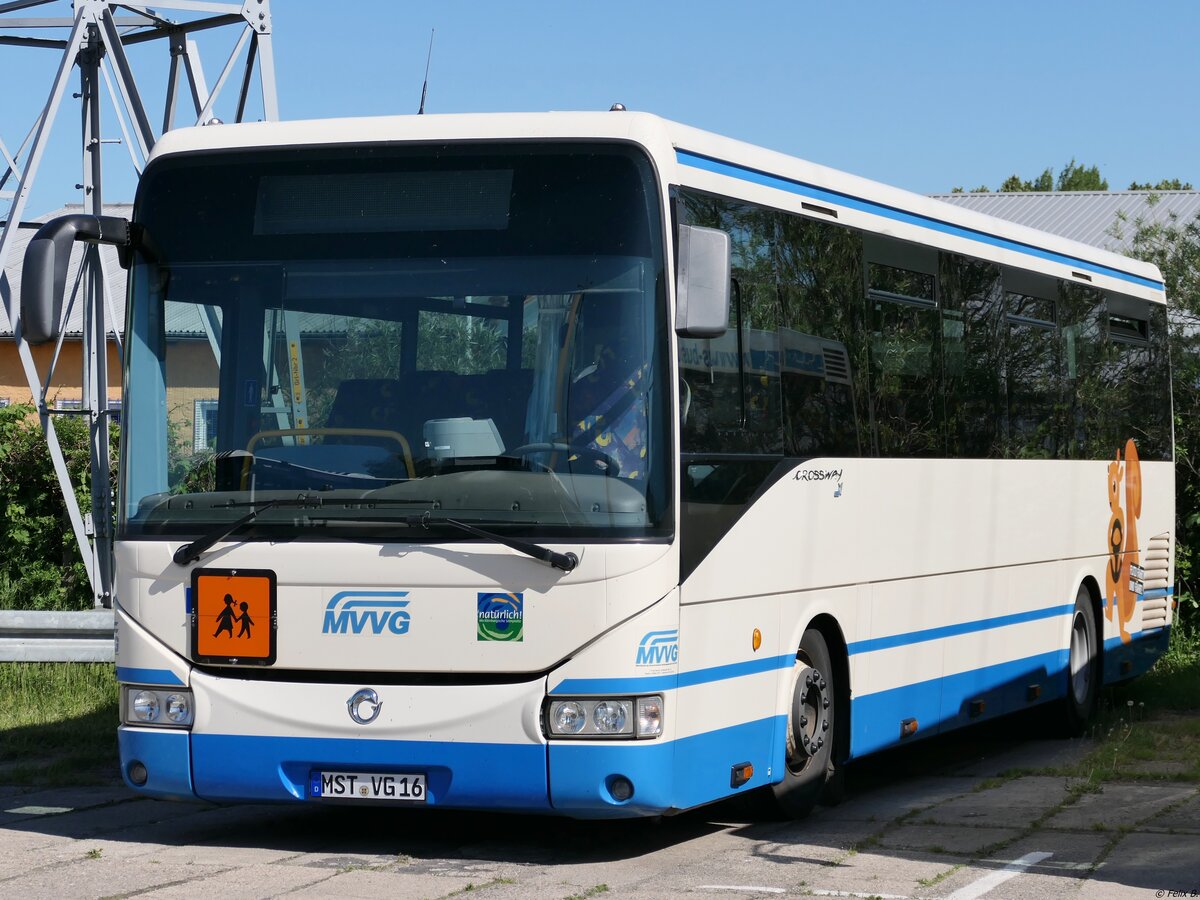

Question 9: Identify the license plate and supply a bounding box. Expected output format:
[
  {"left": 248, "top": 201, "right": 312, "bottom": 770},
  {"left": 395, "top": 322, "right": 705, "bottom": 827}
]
[{"left": 310, "top": 771, "right": 426, "bottom": 801}]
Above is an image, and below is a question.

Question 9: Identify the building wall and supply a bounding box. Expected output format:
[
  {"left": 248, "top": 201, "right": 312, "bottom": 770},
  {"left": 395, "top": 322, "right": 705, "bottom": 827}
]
[
  {"left": 165, "top": 340, "right": 221, "bottom": 454},
  {"left": 0, "top": 341, "right": 122, "bottom": 408},
  {"left": 2, "top": 335, "right": 339, "bottom": 460}
]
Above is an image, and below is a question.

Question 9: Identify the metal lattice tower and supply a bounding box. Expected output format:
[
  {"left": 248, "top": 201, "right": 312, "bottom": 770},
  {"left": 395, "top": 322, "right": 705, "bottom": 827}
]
[{"left": 0, "top": 0, "right": 278, "bottom": 607}]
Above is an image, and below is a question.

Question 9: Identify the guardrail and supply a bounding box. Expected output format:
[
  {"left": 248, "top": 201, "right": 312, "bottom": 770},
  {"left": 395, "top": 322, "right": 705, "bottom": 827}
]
[{"left": 0, "top": 610, "right": 115, "bottom": 662}]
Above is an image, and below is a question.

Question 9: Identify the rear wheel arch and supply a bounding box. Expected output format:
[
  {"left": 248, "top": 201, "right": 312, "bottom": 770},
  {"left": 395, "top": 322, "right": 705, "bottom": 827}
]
[
  {"left": 807, "top": 614, "right": 851, "bottom": 766},
  {"left": 1077, "top": 574, "right": 1105, "bottom": 679},
  {"left": 1060, "top": 577, "right": 1103, "bottom": 735}
]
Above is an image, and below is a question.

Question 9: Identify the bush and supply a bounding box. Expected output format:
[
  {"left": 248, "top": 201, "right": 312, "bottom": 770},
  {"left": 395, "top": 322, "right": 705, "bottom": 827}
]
[{"left": 0, "top": 404, "right": 107, "bottom": 610}]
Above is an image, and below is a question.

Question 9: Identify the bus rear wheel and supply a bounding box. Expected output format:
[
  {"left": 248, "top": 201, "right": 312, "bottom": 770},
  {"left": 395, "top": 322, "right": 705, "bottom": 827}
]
[
  {"left": 1060, "top": 584, "right": 1100, "bottom": 736},
  {"left": 769, "top": 628, "right": 836, "bottom": 818}
]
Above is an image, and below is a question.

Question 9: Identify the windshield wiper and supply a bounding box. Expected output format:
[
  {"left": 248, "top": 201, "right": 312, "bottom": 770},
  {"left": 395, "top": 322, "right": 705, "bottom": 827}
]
[
  {"left": 172, "top": 498, "right": 305, "bottom": 566},
  {"left": 418, "top": 514, "right": 579, "bottom": 572},
  {"left": 173, "top": 497, "right": 439, "bottom": 566},
  {"left": 312, "top": 511, "right": 579, "bottom": 572}
]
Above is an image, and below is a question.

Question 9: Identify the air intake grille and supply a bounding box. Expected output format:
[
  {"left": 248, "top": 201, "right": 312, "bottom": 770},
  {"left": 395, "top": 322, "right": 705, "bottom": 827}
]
[{"left": 1141, "top": 532, "right": 1172, "bottom": 630}]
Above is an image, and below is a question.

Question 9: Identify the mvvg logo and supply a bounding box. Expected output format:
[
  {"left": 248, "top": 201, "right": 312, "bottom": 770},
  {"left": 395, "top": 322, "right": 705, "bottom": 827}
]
[
  {"left": 323, "top": 592, "right": 411, "bottom": 636},
  {"left": 636, "top": 629, "right": 679, "bottom": 667}
]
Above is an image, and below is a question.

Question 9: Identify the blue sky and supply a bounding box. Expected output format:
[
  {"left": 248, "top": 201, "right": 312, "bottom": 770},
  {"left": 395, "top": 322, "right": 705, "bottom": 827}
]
[{"left": 3, "top": 0, "right": 1199, "bottom": 215}]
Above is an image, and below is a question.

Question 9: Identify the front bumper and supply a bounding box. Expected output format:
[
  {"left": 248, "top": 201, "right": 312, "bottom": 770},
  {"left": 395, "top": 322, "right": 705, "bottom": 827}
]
[{"left": 117, "top": 671, "right": 687, "bottom": 817}]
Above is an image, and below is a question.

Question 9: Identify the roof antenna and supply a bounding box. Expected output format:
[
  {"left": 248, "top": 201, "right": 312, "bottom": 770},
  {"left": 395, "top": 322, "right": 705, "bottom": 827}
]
[{"left": 418, "top": 29, "right": 435, "bottom": 114}]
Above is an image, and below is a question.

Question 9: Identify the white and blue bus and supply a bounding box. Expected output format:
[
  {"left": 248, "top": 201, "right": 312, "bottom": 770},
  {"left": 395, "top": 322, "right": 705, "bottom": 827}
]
[{"left": 25, "top": 111, "right": 1174, "bottom": 817}]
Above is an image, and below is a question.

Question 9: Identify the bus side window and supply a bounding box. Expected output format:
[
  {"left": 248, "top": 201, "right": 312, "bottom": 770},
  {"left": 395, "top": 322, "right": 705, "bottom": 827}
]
[
  {"left": 738, "top": 281, "right": 784, "bottom": 452},
  {"left": 1139, "top": 303, "right": 1173, "bottom": 461},
  {"left": 678, "top": 276, "right": 743, "bottom": 452},
  {"left": 1092, "top": 293, "right": 1170, "bottom": 461},
  {"left": 865, "top": 238, "right": 942, "bottom": 458},
  {"left": 1059, "top": 282, "right": 1106, "bottom": 459},
  {"left": 677, "top": 194, "right": 778, "bottom": 454},
  {"left": 1003, "top": 292, "right": 1060, "bottom": 459},
  {"left": 941, "top": 253, "right": 1003, "bottom": 459},
  {"left": 776, "top": 213, "right": 866, "bottom": 458}
]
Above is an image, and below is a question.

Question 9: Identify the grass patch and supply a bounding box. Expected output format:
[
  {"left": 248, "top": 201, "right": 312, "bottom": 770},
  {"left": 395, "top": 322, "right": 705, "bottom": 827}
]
[
  {"left": 563, "top": 887, "right": 608, "bottom": 900},
  {"left": 443, "top": 878, "right": 517, "bottom": 897},
  {"left": 1109, "top": 620, "right": 1200, "bottom": 710},
  {"left": 1048, "top": 624, "right": 1200, "bottom": 786},
  {"left": 972, "top": 767, "right": 1038, "bottom": 793},
  {"left": 1069, "top": 711, "right": 1200, "bottom": 784},
  {"left": 917, "top": 863, "right": 963, "bottom": 888},
  {"left": 0, "top": 663, "right": 119, "bottom": 785},
  {"left": 1096, "top": 621, "right": 1198, "bottom": 779}
]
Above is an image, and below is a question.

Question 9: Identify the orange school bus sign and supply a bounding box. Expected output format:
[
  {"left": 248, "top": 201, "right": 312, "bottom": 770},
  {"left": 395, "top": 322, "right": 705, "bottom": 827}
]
[{"left": 191, "top": 568, "right": 277, "bottom": 665}]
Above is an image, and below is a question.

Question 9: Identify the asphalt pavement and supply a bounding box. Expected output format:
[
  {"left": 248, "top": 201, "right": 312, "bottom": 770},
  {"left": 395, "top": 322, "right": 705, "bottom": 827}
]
[{"left": 0, "top": 728, "right": 1197, "bottom": 900}]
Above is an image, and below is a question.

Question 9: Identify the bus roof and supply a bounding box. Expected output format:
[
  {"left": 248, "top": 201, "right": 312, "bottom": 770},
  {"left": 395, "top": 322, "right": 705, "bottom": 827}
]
[{"left": 148, "top": 111, "right": 1165, "bottom": 302}]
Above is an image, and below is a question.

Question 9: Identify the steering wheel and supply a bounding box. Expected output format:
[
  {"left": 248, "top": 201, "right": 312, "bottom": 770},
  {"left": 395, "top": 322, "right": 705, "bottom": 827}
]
[{"left": 508, "top": 442, "right": 621, "bottom": 477}]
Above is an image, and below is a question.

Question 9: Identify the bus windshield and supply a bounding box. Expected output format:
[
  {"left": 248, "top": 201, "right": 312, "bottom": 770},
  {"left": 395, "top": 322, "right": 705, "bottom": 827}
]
[{"left": 120, "top": 143, "right": 670, "bottom": 542}]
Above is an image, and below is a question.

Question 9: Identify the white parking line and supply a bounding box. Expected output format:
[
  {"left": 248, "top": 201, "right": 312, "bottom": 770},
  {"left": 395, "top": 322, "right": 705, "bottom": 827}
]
[
  {"left": 698, "top": 887, "right": 786, "bottom": 895},
  {"left": 945, "top": 851, "right": 1053, "bottom": 900}
]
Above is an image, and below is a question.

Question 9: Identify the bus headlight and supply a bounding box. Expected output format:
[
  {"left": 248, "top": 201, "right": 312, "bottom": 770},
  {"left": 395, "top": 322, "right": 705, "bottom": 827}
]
[
  {"left": 552, "top": 700, "right": 588, "bottom": 734},
  {"left": 545, "top": 696, "right": 663, "bottom": 739},
  {"left": 130, "top": 690, "right": 159, "bottom": 723},
  {"left": 164, "top": 693, "right": 192, "bottom": 724},
  {"left": 123, "top": 687, "right": 194, "bottom": 728},
  {"left": 592, "top": 700, "right": 630, "bottom": 734}
]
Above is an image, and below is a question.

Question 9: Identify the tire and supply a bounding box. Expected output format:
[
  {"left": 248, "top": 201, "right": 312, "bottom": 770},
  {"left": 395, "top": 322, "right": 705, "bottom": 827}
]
[
  {"left": 768, "top": 628, "right": 837, "bottom": 818},
  {"left": 1060, "top": 585, "right": 1100, "bottom": 736}
]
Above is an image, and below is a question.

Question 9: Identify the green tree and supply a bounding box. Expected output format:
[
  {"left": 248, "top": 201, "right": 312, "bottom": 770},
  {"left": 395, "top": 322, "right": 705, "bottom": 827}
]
[
  {"left": 1054, "top": 159, "right": 1108, "bottom": 192},
  {"left": 1115, "top": 202, "right": 1200, "bottom": 630},
  {"left": 1128, "top": 178, "right": 1194, "bottom": 191},
  {"left": 960, "top": 159, "right": 1108, "bottom": 194},
  {"left": 999, "top": 168, "right": 1055, "bottom": 192}
]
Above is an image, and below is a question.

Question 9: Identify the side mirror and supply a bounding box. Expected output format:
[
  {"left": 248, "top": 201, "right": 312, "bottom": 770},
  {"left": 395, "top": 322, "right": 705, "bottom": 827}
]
[
  {"left": 675, "top": 224, "right": 731, "bottom": 338},
  {"left": 20, "top": 214, "right": 130, "bottom": 344}
]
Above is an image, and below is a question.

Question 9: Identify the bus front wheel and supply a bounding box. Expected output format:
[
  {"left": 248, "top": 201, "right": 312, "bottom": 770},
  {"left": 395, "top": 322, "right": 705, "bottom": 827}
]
[{"left": 770, "top": 628, "right": 837, "bottom": 818}]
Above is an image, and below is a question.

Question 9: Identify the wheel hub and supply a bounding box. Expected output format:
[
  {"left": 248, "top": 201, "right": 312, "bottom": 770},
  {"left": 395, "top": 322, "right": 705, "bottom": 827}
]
[{"left": 787, "top": 664, "right": 830, "bottom": 770}]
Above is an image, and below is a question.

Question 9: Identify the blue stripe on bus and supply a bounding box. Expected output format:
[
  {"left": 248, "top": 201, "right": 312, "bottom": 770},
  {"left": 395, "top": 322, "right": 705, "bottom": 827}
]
[
  {"left": 554, "top": 584, "right": 1175, "bottom": 695},
  {"left": 1103, "top": 625, "right": 1172, "bottom": 653},
  {"left": 549, "top": 652, "right": 796, "bottom": 695},
  {"left": 189, "top": 732, "right": 550, "bottom": 809},
  {"left": 847, "top": 604, "right": 1076, "bottom": 656},
  {"left": 850, "top": 648, "right": 1070, "bottom": 758},
  {"left": 548, "top": 714, "right": 784, "bottom": 816},
  {"left": 676, "top": 149, "right": 1164, "bottom": 291},
  {"left": 1103, "top": 626, "right": 1171, "bottom": 683},
  {"left": 116, "top": 666, "right": 185, "bottom": 686},
  {"left": 118, "top": 727, "right": 193, "bottom": 800},
  {"left": 174, "top": 718, "right": 786, "bottom": 816}
]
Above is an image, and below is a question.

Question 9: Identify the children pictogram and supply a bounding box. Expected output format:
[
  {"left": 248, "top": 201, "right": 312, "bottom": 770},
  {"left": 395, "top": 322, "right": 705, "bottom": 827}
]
[
  {"left": 237, "top": 602, "right": 254, "bottom": 638},
  {"left": 192, "top": 569, "right": 276, "bottom": 665},
  {"left": 213, "top": 594, "right": 237, "bottom": 638}
]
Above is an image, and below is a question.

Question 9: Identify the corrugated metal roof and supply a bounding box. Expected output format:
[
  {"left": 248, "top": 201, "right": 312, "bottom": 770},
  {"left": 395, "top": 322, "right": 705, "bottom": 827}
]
[
  {"left": 929, "top": 191, "right": 1200, "bottom": 255},
  {"left": 0, "top": 203, "right": 131, "bottom": 337},
  {"left": 163, "top": 305, "right": 350, "bottom": 338}
]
